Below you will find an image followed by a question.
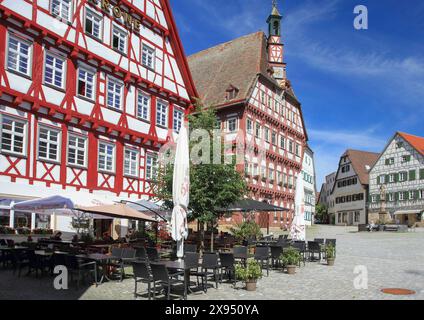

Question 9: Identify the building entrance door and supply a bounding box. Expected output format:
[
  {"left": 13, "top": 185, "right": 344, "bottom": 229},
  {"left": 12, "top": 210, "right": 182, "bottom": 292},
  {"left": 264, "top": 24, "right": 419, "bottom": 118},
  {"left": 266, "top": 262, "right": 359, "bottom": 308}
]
[
  {"left": 349, "top": 212, "right": 354, "bottom": 226},
  {"left": 94, "top": 219, "right": 113, "bottom": 239}
]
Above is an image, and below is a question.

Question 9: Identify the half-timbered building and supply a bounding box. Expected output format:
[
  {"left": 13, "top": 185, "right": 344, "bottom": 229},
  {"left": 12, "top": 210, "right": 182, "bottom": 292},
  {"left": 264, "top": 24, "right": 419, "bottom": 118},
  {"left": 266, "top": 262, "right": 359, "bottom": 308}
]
[
  {"left": 0, "top": 0, "right": 197, "bottom": 235},
  {"left": 369, "top": 132, "right": 424, "bottom": 226},
  {"left": 188, "top": 4, "right": 308, "bottom": 230}
]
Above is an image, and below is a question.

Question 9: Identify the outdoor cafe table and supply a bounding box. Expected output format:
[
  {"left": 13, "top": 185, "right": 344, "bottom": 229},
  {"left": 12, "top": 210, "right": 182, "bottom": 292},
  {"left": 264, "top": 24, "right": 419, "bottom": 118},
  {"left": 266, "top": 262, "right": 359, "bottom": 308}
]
[
  {"left": 76, "top": 253, "right": 120, "bottom": 286},
  {"left": 160, "top": 260, "right": 192, "bottom": 296},
  {"left": 0, "top": 246, "right": 28, "bottom": 267}
]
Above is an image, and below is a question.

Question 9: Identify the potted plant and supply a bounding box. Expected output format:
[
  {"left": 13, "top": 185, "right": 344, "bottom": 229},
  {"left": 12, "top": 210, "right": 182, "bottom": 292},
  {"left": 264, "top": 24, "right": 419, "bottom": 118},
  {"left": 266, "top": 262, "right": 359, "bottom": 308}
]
[
  {"left": 280, "top": 246, "right": 301, "bottom": 275},
  {"left": 325, "top": 244, "right": 336, "bottom": 266},
  {"left": 235, "top": 259, "right": 262, "bottom": 291}
]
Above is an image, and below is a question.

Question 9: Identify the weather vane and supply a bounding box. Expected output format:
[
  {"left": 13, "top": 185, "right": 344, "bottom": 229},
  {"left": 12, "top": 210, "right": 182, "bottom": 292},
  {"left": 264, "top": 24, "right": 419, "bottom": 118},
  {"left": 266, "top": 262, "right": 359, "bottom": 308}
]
[{"left": 272, "top": 0, "right": 278, "bottom": 8}]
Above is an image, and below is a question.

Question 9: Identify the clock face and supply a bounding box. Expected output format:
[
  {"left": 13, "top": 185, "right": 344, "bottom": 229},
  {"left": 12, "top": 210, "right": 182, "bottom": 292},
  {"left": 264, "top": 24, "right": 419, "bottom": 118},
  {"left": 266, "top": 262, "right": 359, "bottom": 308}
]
[{"left": 273, "top": 67, "right": 284, "bottom": 79}]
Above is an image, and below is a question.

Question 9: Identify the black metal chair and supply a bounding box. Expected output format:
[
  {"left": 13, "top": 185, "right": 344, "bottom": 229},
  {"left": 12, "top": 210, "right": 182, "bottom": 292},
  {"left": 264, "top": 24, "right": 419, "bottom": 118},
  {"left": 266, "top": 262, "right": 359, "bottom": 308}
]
[
  {"left": 307, "top": 241, "right": 321, "bottom": 261},
  {"left": 254, "top": 246, "right": 270, "bottom": 276},
  {"left": 270, "top": 246, "right": 283, "bottom": 268},
  {"left": 65, "top": 255, "right": 97, "bottom": 289},
  {"left": 120, "top": 248, "right": 137, "bottom": 280},
  {"left": 132, "top": 261, "right": 154, "bottom": 300},
  {"left": 184, "top": 244, "right": 197, "bottom": 253},
  {"left": 150, "top": 263, "right": 186, "bottom": 300},
  {"left": 191, "top": 253, "right": 220, "bottom": 293},
  {"left": 0, "top": 239, "right": 7, "bottom": 246},
  {"left": 12, "top": 249, "right": 33, "bottom": 277},
  {"left": 291, "top": 242, "right": 307, "bottom": 266},
  {"left": 135, "top": 247, "right": 147, "bottom": 261},
  {"left": 233, "top": 246, "right": 248, "bottom": 265},
  {"left": 147, "top": 247, "right": 160, "bottom": 262},
  {"left": 219, "top": 252, "right": 236, "bottom": 287},
  {"left": 184, "top": 252, "right": 202, "bottom": 290}
]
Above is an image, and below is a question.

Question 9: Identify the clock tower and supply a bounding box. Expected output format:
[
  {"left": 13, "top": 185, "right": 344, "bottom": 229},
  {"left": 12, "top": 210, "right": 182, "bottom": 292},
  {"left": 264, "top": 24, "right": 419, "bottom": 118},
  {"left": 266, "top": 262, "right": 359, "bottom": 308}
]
[{"left": 267, "top": 1, "right": 286, "bottom": 84}]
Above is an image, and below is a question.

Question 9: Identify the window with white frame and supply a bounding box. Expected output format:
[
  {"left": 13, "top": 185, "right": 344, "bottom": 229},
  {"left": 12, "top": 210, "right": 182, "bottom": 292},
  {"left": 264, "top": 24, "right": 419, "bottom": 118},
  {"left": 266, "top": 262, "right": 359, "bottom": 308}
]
[
  {"left": 98, "top": 142, "right": 115, "bottom": 172},
  {"left": 0, "top": 116, "right": 26, "bottom": 155},
  {"left": 399, "top": 172, "right": 407, "bottom": 182},
  {"left": 409, "top": 191, "right": 415, "bottom": 200},
  {"left": 142, "top": 45, "right": 155, "bottom": 69},
  {"left": 288, "top": 140, "right": 293, "bottom": 153},
  {"left": 280, "top": 136, "right": 285, "bottom": 150},
  {"left": 137, "top": 91, "right": 150, "bottom": 121},
  {"left": 68, "top": 133, "right": 86, "bottom": 167},
  {"left": 77, "top": 67, "right": 95, "bottom": 100},
  {"left": 388, "top": 193, "right": 394, "bottom": 202},
  {"left": 173, "top": 109, "right": 184, "bottom": 133},
  {"left": 379, "top": 175, "right": 385, "bottom": 184},
  {"left": 419, "top": 190, "right": 424, "bottom": 199},
  {"left": 246, "top": 118, "right": 253, "bottom": 134},
  {"left": 145, "top": 153, "right": 158, "bottom": 180},
  {"left": 264, "top": 127, "right": 270, "bottom": 142},
  {"left": 107, "top": 77, "right": 123, "bottom": 110},
  {"left": 44, "top": 52, "right": 66, "bottom": 88},
  {"left": 389, "top": 174, "right": 395, "bottom": 183},
  {"left": 255, "top": 122, "right": 261, "bottom": 138},
  {"left": 124, "top": 148, "right": 138, "bottom": 177},
  {"left": 85, "top": 8, "right": 102, "bottom": 40},
  {"left": 271, "top": 131, "right": 277, "bottom": 145},
  {"left": 112, "top": 25, "right": 127, "bottom": 54},
  {"left": 399, "top": 192, "right": 405, "bottom": 201},
  {"left": 156, "top": 100, "right": 168, "bottom": 127},
  {"left": 7, "top": 35, "right": 31, "bottom": 76},
  {"left": 38, "top": 126, "right": 61, "bottom": 162},
  {"left": 295, "top": 144, "right": 300, "bottom": 156},
  {"left": 51, "top": 0, "right": 72, "bottom": 22},
  {"left": 227, "top": 118, "right": 237, "bottom": 132}
]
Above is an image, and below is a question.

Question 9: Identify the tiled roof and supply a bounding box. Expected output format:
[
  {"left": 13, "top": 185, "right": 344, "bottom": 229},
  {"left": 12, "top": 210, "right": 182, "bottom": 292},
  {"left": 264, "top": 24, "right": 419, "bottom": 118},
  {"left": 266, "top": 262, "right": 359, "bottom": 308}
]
[
  {"left": 187, "top": 31, "right": 279, "bottom": 107},
  {"left": 398, "top": 132, "right": 424, "bottom": 156},
  {"left": 343, "top": 150, "right": 380, "bottom": 185}
]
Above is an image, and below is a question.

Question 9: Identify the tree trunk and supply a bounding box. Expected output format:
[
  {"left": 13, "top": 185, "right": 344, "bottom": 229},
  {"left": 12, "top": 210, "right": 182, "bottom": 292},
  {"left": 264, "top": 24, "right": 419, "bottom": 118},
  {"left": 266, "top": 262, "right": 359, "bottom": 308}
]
[
  {"left": 200, "top": 221, "right": 205, "bottom": 254},
  {"left": 210, "top": 221, "right": 214, "bottom": 253}
]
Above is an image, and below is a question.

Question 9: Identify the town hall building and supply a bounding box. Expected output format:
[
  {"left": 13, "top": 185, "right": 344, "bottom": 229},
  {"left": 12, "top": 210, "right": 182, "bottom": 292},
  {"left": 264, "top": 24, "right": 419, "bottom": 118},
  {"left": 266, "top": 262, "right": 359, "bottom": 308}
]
[{"left": 188, "top": 4, "right": 308, "bottom": 230}]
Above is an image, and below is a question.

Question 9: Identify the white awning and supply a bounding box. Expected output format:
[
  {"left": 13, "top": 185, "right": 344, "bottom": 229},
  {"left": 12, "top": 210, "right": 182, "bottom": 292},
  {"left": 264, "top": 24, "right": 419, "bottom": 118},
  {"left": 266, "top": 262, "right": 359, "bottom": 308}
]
[{"left": 394, "top": 210, "right": 422, "bottom": 215}]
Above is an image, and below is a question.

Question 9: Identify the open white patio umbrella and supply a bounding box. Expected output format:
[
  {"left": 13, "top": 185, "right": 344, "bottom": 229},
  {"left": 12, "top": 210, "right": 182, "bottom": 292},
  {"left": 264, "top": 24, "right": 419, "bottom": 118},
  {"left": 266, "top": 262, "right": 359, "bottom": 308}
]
[
  {"left": 290, "top": 174, "right": 306, "bottom": 241},
  {"left": 171, "top": 122, "right": 190, "bottom": 260}
]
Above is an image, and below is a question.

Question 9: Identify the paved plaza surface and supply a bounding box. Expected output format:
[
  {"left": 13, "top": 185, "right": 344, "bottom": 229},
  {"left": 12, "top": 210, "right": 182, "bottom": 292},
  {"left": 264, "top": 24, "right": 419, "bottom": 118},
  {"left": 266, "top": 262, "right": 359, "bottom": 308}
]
[{"left": 0, "top": 225, "right": 423, "bottom": 300}]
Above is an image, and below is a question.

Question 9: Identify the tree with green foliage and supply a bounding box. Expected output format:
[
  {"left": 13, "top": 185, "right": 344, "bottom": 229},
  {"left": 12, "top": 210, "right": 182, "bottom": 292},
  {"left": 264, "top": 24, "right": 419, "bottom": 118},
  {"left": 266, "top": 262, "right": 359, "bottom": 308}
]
[
  {"left": 155, "top": 102, "right": 247, "bottom": 251},
  {"left": 315, "top": 203, "right": 328, "bottom": 223}
]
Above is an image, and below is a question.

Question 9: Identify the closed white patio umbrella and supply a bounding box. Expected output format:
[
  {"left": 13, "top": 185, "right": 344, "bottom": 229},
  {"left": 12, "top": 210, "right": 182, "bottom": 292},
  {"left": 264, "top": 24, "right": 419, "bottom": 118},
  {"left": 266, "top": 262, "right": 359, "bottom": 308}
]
[
  {"left": 171, "top": 122, "right": 190, "bottom": 260},
  {"left": 290, "top": 174, "right": 306, "bottom": 241}
]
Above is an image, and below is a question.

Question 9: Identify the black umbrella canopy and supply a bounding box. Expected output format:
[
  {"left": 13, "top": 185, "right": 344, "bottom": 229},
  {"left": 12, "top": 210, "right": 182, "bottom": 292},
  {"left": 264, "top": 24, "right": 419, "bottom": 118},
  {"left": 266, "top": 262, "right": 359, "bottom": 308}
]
[{"left": 217, "top": 199, "right": 288, "bottom": 213}]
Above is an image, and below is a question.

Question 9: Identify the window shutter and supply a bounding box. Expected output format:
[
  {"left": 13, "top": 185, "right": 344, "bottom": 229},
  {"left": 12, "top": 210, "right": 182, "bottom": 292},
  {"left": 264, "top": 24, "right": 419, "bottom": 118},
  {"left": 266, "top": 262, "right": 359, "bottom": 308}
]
[
  {"left": 385, "top": 174, "right": 390, "bottom": 183},
  {"left": 406, "top": 155, "right": 411, "bottom": 162},
  {"left": 404, "top": 191, "right": 409, "bottom": 201},
  {"left": 395, "top": 173, "right": 399, "bottom": 183},
  {"left": 420, "top": 169, "right": 424, "bottom": 180},
  {"left": 409, "top": 170, "right": 416, "bottom": 181},
  {"left": 395, "top": 192, "right": 399, "bottom": 201},
  {"left": 415, "top": 190, "right": 420, "bottom": 200},
  {"left": 385, "top": 159, "right": 389, "bottom": 165},
  {"left": 377, "top": 176, "right": 381, "bottom": 185}
]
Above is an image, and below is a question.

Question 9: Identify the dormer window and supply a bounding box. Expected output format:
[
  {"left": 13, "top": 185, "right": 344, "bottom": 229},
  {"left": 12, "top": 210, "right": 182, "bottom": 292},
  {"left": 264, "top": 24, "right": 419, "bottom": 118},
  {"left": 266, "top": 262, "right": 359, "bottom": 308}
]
[{"left": 225, "top": 84, "right": 239, "bottom": 101}]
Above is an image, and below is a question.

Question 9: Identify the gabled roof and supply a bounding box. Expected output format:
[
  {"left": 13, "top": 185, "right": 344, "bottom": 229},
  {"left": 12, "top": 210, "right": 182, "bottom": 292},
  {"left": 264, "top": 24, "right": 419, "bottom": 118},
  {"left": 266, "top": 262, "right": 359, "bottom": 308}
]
[
  {"left": 341, "top": 150, "right": 380, "bottom": 186},
  {"left": 187, "top": 31, "right": 279, "bottom": 107},
  {"left": 398, "top": 132, "right": 424, "bottom": 156}
]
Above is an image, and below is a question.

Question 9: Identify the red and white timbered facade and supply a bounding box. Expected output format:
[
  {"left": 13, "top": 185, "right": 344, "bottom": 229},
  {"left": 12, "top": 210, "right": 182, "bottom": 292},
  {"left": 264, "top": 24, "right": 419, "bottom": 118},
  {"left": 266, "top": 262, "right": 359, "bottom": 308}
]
[{"left": 0, "top": 0, "right": 197, "bottom": 231}]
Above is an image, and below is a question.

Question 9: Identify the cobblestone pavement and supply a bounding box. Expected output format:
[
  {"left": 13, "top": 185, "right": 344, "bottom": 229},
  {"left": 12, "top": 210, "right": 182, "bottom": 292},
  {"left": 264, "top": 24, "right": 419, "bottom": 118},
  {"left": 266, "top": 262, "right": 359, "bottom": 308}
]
[{"left": 0, "top": 226, "right": 423, "bottom": 300}]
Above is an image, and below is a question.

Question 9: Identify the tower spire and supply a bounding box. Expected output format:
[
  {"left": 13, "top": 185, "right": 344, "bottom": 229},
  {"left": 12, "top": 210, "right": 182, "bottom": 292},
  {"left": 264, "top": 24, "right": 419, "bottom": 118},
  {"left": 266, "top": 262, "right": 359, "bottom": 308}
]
[{"left": 271, "top": 0, "right": 281, "bottom": 17}]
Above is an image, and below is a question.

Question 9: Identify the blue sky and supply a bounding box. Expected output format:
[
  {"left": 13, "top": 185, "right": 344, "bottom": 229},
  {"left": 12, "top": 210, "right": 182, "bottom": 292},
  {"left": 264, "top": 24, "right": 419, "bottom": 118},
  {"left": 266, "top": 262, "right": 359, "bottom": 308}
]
[{"left": 170, "top": 0, "right": 424, "bottom": 187}]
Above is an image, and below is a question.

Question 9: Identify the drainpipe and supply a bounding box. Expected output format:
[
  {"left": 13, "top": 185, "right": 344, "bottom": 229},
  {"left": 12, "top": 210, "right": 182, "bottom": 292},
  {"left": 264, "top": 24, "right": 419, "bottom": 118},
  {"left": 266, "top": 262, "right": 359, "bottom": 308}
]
[{"left": 365, "top": 186, "right": 369, "bottom": 225}]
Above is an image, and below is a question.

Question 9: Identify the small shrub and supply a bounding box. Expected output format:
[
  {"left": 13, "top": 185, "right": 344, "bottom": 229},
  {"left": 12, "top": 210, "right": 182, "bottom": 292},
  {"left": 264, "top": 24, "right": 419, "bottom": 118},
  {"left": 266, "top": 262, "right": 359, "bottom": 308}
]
[
  {"left": 280, "top": 247, "right": 301, "bottom": 266},
  {"left": 235, "top": 258, "right": 262, "bottom": 281}
]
